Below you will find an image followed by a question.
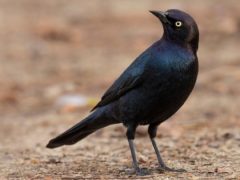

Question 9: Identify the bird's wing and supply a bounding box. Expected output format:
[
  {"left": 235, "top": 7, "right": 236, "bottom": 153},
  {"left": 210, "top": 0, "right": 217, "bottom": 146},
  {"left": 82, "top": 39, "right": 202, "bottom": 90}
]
[{"left": 91, "top": 51, "right": 151, "bottom": 111}]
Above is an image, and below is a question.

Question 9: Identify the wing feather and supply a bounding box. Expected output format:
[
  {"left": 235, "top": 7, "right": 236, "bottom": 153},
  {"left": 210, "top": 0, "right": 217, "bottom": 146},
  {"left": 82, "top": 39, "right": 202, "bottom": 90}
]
[{"left": 91, "top": 51, "right": 152, "bottom": 111}]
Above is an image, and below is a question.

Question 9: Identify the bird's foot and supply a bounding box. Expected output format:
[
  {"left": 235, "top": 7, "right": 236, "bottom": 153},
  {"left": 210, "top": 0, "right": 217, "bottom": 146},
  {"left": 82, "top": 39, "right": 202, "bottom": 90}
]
[
  {"left": 125, "top": 167, "right": 150, "bottom": 176},
  {"left": 136, "top": 168, "right": 150, "bottom": 176},
  {"left": 157, "top": 166, "right": 186, "bottom": 173}
]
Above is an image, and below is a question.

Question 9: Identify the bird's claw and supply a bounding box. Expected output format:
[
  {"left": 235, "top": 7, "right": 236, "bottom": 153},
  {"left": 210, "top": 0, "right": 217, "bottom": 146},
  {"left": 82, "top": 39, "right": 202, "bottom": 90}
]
[
  {"left": 157, "top": 166, "right": 187, "bottom": 173},
  {"left": 136, "top": 167, "right": 150, "bottom": 176},
  {"left": 125, "top": 167, "right": 150, "bottom": 176}
]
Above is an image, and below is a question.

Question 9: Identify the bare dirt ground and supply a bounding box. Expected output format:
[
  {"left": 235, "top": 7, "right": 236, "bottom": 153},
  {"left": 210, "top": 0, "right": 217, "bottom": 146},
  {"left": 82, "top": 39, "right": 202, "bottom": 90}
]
[{"left": 0, "top": 0, "right": 240, "bottom": 179}]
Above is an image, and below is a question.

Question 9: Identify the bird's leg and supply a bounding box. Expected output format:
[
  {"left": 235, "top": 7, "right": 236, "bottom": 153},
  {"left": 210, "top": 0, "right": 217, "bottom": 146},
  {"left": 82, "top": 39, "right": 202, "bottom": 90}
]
[
  {"left": 128, "top": 139, "right": 139, "bottom": 172},
  {"left": 126, "top": 124, "right": 149, "bottom": 176},
  {"left": 148, "top": 124, "right": 186, "bottom": 172}
]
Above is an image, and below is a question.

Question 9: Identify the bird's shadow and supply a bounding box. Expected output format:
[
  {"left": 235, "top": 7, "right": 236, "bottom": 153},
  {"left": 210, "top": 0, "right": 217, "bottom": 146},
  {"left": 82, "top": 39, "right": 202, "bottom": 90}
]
[{"left": 119, "top": 166, "right": 187, "bottom": 176}]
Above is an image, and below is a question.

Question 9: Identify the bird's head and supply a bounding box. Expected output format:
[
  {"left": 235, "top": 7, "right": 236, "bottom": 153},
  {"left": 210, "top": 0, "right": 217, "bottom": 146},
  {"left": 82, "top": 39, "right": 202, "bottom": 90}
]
[{"left": 150, "top": 9, "right": 199, "bottom": 53}]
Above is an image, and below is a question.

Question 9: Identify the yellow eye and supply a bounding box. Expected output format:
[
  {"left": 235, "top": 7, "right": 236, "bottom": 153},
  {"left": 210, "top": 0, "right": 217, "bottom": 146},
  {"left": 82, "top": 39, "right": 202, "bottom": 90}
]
[{"left": 175, "top": 21, "right": 182, "bottom": 27}]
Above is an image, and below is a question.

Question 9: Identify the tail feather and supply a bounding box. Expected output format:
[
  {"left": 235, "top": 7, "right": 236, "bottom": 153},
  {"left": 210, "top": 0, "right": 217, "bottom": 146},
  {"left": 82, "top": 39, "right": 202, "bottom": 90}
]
[{"left": 46, "top": 110, "right": 117, "bottom": 148}]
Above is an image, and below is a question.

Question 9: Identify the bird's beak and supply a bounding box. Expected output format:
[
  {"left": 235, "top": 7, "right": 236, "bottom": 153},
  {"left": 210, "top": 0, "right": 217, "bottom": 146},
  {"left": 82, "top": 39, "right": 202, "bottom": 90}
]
[{"left": 149, "top": 10, "right": 171, "bottom": 25}]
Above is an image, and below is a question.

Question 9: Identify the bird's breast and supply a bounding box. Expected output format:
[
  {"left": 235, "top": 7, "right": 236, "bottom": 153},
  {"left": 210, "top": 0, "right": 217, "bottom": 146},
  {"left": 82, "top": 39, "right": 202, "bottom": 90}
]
[{"left": 142, "top": 51, "right": 198, "bottom": 119}]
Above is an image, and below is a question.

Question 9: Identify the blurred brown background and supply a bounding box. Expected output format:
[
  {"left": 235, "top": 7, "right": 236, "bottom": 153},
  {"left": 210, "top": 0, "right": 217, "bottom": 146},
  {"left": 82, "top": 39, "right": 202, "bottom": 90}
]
[{"left": 0, "top": 0, "right": 240, "bottom": 179}]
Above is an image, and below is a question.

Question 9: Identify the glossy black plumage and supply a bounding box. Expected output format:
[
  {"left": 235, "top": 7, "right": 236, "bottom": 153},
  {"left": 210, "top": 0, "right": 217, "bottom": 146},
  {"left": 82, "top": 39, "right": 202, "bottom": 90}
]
[{"left": 47, "top": 9, "right": 199, "bottom": 175}]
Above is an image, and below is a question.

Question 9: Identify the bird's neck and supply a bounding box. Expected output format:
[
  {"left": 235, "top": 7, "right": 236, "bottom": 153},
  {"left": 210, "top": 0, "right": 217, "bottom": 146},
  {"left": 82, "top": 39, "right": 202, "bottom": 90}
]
[
  {"left": 189, "top": 35, "right": 199, "bottom": 55},
  {"left": 162, "top": 34, "right": 198, "bottom": 55}
]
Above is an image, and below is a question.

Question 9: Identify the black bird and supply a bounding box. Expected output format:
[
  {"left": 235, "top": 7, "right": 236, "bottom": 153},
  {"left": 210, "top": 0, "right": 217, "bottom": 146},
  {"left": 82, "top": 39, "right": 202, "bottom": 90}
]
[{"left": 47, "top": 9, "right": 199, "bottom": 175}]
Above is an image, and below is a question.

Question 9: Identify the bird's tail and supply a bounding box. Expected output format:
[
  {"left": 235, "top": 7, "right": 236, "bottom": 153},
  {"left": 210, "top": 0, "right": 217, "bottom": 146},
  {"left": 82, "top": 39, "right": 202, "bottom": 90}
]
[{"left": 46, "top": 109, "right": 117, "bottom": 149}]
